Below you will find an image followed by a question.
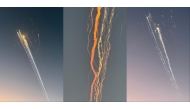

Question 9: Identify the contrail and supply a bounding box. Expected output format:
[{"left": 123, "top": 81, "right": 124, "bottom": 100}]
[
  {"left": 146, "top": 14, "right": 181, "bottom": 96},
  {"left": 17, "top": 30, "right": 50, "bottom": 101}
]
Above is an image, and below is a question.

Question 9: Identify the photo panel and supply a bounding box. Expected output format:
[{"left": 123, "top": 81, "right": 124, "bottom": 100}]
[
  {"left": 0, "top": 7, "right": 63, "bottom": 102},
  {"left": 127, "top": 7, "right": 189, "bottom": 102},
  {"left": 63, "top": 7, "right": 126, "bottom": 102}
]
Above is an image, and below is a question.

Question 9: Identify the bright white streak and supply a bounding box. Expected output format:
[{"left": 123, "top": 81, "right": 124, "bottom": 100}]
[
  {"left": 156, "top": 27, "right": 180, "bottom": 94},
  {"left": 146, "top": 15, "right": 171, "bottom": 77},
  {"left": 146, "top": 14, "right": 181, "bottom": 97},
  {"left": 17, "top": 30, "right": 50, "bottom": 101}
]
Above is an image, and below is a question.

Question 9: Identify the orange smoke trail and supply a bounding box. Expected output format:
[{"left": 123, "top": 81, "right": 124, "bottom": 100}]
[
  {"left": 87, "top": 8, "right": 99, "bottom": 70},
  {"left": 90, "top": 7, "right": 102, "bottom": 102}
]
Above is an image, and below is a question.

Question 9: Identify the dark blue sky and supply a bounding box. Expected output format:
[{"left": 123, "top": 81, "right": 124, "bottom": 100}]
[{"left": 0, "top": 8, "right": 63, "bottom": 101}]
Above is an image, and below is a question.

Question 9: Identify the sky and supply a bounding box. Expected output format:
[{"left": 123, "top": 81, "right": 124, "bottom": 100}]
[
  {"left": 63, "top": 7, "right": 126, "bottom": 102},
  {"left": 0, "top": 8, "right": 63, "bottom": 101},
  {"left": 127, "top": 8, "right": 189, "bottom": 101}
]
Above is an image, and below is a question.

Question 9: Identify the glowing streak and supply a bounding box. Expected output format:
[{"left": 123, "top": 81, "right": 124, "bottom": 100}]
[
  {"left": 90, "top": 7, "right": 102, "bottom": 102},
  {"left": 93, "top": 7, "right": 115, "bottom": 102},
  {"left": 156, "top": 27, "right": 180, "bottom": 94},
  {"left": 86, "top": 8, "right": 100, "bottom": 99},
  {"left": 87, "top": 7, "right": 99, "bottom": 76},
  {"left": 88, "top": 7, "right": 115, "bottom": 102},
  {"left": 94, "top": 7, "right": 108, "bottom": 101},
  {"left": 99, "top": 7, "right": 115, "bottom": 99},
  {"left": 146, "top": 15, "right": 171, "bottom": 80},
  {"left": 17, "top": 30, "right": 50, "bottom": 101},
  {"left": 146, "top": 14, "right": 181, "bottom": 96}
]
